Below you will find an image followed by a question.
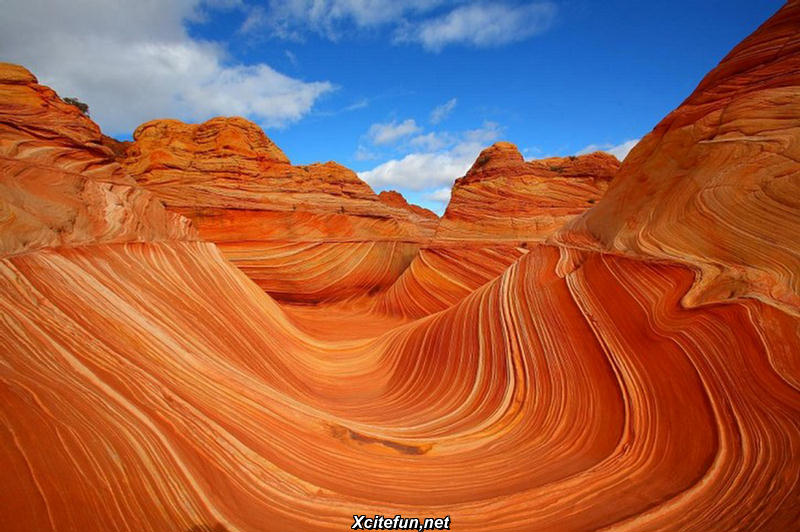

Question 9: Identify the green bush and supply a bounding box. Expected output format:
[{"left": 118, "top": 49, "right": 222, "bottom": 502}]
[{"left": 63, "top": 97, "right": 89, "bottom": 116}]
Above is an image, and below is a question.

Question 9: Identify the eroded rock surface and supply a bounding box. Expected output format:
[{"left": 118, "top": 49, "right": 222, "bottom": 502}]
[
  {"left": 120, "top": 117, "right": 435, "bottom": 302},
  {"left": 555, "top": 2, "right": 800, "bottom": 315},
  {"left": 0, "top": 3, "right": 798, "bottom": 531}
]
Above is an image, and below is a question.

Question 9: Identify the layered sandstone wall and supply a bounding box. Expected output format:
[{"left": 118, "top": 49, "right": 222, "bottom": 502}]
[{"left": 554, "top": 1, "right": 800, "bottom": 315}]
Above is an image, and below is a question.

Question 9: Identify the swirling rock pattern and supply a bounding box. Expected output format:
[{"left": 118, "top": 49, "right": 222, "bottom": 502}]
[
  {"left": 371, "top": 244, "right": 528, "bottom": 318},
  {"left": 0, "top": 64, "right": 195, "bottom": 256},
  {"left": 120, "top": 118, "right": 436, "bottom": 303},
  {"left": 374, "top": 143, "right": 618, "bottom": 317},
  {"left": 1, "top": 243, "right": 798, "bottom": 531},
  {"left": 437, "top": 142, "right": 619, "bottom": 242},
  {"left": 218, "top": 240, "right": 421, "bottom": 303},
  {"left": 554, "top": 1, "right": 800, "bottom": 315},
  {"left": 1, "top": 3, "right": 800, "bottom": 531}
]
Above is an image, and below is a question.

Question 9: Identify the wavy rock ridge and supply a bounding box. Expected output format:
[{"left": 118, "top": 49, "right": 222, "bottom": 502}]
[
  {"left": 120, "top": 118, "right": 435, "bottom": 303},
  {"left": 1, "top": 3, "right": 799, "bottom": 532},
  {"left": 0, "top": 64, "right": 195, "bottom": 256},
  {"left": 374, "top": 143, "right": 618, "bottom": 318},
  {"left": 555, "top": 1, "right": 800, "bottom": 316}
]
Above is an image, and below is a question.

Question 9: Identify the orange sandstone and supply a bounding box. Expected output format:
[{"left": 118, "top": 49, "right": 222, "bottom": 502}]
[
  {"left": 555, "top": 1, "right": 800, "bottom": 315},
  {"left": 0, "top": 63, "right": 195, "bottom": 257},
  {"left": 374, "top": 143, "right": 619, "bottom": 317},
  {"left": 0, "top": 3, "right": 799, "bottom": 531},
  {"left": 120, "top": 117, "right": 436, "bottom": 302},
  {"left": 436, "top": 142, "right": 619, "bottom": 242}
]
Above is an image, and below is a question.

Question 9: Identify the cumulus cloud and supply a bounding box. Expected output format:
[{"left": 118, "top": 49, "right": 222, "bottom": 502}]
[
  {"left": 397, "top": 2, "right": 557, "bottom": 51},
  {"left": 242, "top": 0, "right": 446, "bottom": 40},
  {"left": 0, "top": 0, "right": 333, "bottom": 135},
  {"left": 425, "top": 187, "right": 453, "bottom": 203},
  {"left": 430, "top": 98, "right": 457, "bottom": 124},
  {"left": 358, "top": 122, "right": 502, "bottom": 190},
  {"left": 578, "top": 138, "right": 641, "bottom": 161},
  {"left": 243, "top": 1, "right": 556, "bottom": 51},
  {"left": 367, "top": 119, "right": 422, "bottom": 145}
]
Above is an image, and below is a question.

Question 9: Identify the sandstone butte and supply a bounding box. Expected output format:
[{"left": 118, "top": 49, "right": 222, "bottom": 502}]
[
  {"left": 374, "top": 142, "right": 620, "bottom": 317},
  {"left": 0, "top": 3, "right": 799, "bottom": 532},
  {"left": 119, "top": 118, "right": 436, "bottom": 303}
]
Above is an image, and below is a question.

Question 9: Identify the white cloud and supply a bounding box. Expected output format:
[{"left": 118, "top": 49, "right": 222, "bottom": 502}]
[
  {"left": 354, "top": 144, "right": 380, "bottom": 161},
  {"left": 284, "top": 49, "right": 299, "bottom": 66},
  {"left": 345, "top": 98, "right": 370, "bottom": 111},
  {"left": 244, "top": 0, "right": 447, "bottom": 40},
  {"left": 359, "top": 152, "right": 469, "bottom": 190},
  {"left": 243, "top": 2, "right": 556, "bottom": 51},
  {"left": 358, "top": 122, "right": 502, "bottom": 190},
  {"left": 425, "top": 187, "right": 453, "bottom": 203},
  {"left": 367, "top": 119, "right": 422, "bottom": 145},
  {"left": 398, "top": 2, "right": 557, "bottom": 51},
  {"left": 430, "top": 98, "right": 457, "bottom": 124},
  {"left": 578, "top": 138, "right": 640, "bottom": 161},
  {"left": 409, "top": 132, "right": 453, "bottom": 151},
  {"left": 0, "top": 0, "right": 333, "bottom": 135}
]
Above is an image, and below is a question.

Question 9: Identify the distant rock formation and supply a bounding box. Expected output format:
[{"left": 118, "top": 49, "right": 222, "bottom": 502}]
[
  {"left": 375, "top": 143, "right": 619, "bottom": 317},
  {"left": 437, "top": 142, "right": 619, "bottom": 242},
  {"left": 378, "top": 189, "right": 438, "bottom": 224},
  {"left": 120, "top": 117, "right": 435, "bottom": 302}
]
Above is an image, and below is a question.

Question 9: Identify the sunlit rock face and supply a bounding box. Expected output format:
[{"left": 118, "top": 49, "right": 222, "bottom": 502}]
[
  {"left": 1, "top": 3, "right": 799, "bottom": 532},
  {"left": 0, "top": 63, "right": 195, "bottom": 256},
  {"left": 555, "top": 1, "right": 800, "bottom": 316},
  {"left": 120, "top": 117, "right": 436, "bottom": 303},
  {"left": 371, "top": 243, "right": 528, "bottom": 318},
  {"left": 378, "top": 189, "right": 439, "bottom": 225},
  {"left": 436, "top": 142, "right": 619, "bottom": 242},
  {"left": 2, "top": 242, "right": 798, "bottom": 531},
  {"left": 374, "top": 143, "right": 619, "bottom": 317}
]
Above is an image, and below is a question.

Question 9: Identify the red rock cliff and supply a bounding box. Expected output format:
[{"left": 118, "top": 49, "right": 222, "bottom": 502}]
[
  {"left": 0, "top": 63, "right": 195, "bottom": 257},
  {"left": 120, "top": 117, "right": 435, "bottom": 302},
  {"left": 555, "top": 2, "right": 800, "bottom": 315}
]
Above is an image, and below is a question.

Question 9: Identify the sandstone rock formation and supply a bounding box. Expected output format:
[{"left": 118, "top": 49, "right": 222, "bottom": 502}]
[
  {"left": 372, "top": 243, "right": 528, "bottom": 318},
  {"left": 378, "top": 189, "right": 438, "bottom": 223},
  {"left": 436, "top": 142, "right": 619, "bottom": 241},
  {"left": 0, "top": 63, "right": 195, "bottom": 256},
  {"left": 119, "top": 118, "right": 435, "bottom": 302},
  {"left": 1, "top": 2, "right": 799, "bottom": 532},
  {"left": 554, "top": 1, "right": 800, "bottom": 316},
  {"left": 374, "top": 143, "right": 618, "bottom": 318}
]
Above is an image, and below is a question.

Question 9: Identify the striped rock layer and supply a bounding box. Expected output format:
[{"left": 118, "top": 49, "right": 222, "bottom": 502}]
[
  {"left": 2, "top": 243, "right": 798, "bottom": 531},
  {"left": 0, "top": 63, "right": 195, "bottom": 257},
  {"left": 554, "top": 0, "right": 800, "bottom": 316},
  {"left": 374, "top": 144, "right": 619, "bottom": 318},
  {"left": 120, "top": 119, "right": 436, "bottom": 303},
  {"left": 437, "top": 142, "right": 619, "bottom": 242},
  {"left": 1, "top": 3, "right": 800, "bottom": 532}
]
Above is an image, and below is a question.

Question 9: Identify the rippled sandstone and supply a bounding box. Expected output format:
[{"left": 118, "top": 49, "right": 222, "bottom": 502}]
[
  {"left": 120, "top": 117, "right": 435, "bottom": 302},
  {"left": 374, "top": 143, "right": 619, "bottom": 317},
  {"left": 1, "top": 2, "right": 799, "bottom": 531},
  {"left": 0, "top": 63, "right": 195, "bottom": 256},
  {"left": 554, "top": 1, "right": 800, "bottom": 316}
]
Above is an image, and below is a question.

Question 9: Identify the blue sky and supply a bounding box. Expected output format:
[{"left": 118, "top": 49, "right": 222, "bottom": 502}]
[{"left": 1, "top": 1, "right": 784, "bottom": 212}]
